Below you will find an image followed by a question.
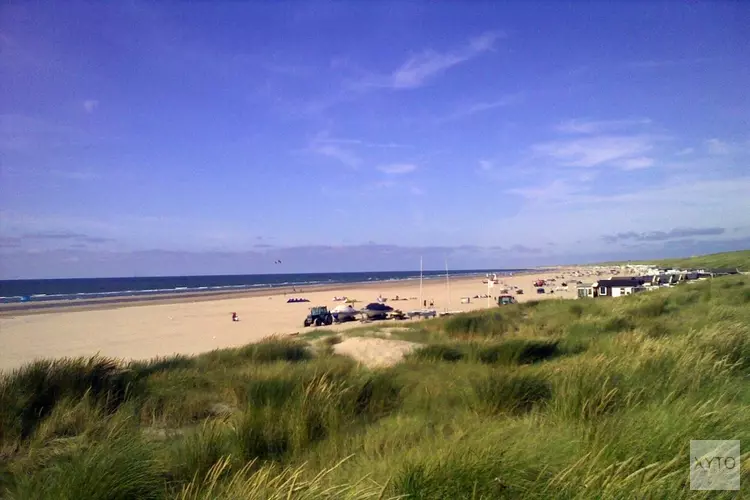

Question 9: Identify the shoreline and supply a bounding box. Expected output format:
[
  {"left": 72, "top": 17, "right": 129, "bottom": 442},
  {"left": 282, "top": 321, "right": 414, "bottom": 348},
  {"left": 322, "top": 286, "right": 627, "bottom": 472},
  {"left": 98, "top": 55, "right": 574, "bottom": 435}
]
[
  {"left": 0, "top": 272, "right": 529, "bottom": 317},
  {"left": 0, "top": 268, "right": 577, "bottom": 371}
]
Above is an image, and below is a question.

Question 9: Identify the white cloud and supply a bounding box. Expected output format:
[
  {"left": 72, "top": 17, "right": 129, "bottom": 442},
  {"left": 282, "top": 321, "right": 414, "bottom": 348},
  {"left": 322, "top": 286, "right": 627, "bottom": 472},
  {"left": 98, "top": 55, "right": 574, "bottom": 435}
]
[
  {"left": 506, "top": 179, "right": 585, "bottom": 202},
  {"left": 367, "top": 31, "right": 502, "bottom": 90},
  {"left": 478, "top": 160, "right": 493, "bottom": 171},
  {"left": 495, "top": 176, "right": 750, "bottom": 248},
  {"left": 619, "top": 156, "right": 655, "bottom": 170},
  {"left": 311, "top": 143, "right": 361, "bottom": 167},
  {"left": 533, "top": 135, "right": 654, "bottom": 168},
  {"left": 83, "top": 99, "right": 99, "bottom": 113},
  {"left": 706, "top": 138, "right": 730, "bottom": 155},
  {"left": 378, "top": 163, "right": 417, "bottom": 175},
  {"left": 319, "top": 136, "right": 407, "bottom": 148},
  {"left": 555, "top": 118, "right": 651, "bottom": 134}
]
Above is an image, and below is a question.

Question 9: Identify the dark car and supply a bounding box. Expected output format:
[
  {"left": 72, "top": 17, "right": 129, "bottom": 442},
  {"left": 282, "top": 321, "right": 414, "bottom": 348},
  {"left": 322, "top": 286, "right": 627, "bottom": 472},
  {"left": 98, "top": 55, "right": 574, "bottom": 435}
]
[{"left": 536, "top": 288, "right": 545, "bottom": 294}]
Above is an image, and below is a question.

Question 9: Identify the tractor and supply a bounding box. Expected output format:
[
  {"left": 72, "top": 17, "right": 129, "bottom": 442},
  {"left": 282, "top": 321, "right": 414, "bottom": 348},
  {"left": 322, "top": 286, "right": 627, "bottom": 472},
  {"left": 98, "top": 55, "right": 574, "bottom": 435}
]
[{"left": 304, "top": 306, "right": 333, "bottom": 327}]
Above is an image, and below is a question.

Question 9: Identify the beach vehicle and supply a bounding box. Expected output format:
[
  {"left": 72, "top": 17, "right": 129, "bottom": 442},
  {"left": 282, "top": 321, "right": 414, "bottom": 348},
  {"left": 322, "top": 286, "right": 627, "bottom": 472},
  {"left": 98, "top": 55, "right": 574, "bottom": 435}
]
[
  {"left": 536, "top": 288, "right": 545, "bottom": 294},
  {"left": 362, "top": 302, "right": 394, "bottom": 320},
  {"left": 331, "top": 304, "right": 358, "bottom": 323},
  {"left": 533, "top": 279, "right": 545, "bottom": 287},
  {"left": 304, "top": 306, "right": 333, "bottom": 327},
  {"left": 497, "top": 295, "right": 517, "bottom": 306},
  {"left": 516, "top": 289, "right": 524, "bottom": 295}
]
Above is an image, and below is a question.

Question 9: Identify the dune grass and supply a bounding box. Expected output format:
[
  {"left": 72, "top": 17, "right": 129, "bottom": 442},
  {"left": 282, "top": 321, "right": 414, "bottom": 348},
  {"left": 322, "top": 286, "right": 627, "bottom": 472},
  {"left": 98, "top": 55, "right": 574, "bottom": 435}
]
[
  {"left": 1, "top": 275, "right": 749, "bottom": 498},
  {"left": 620, "top": 249, "right": 750, "bottom": 271}
]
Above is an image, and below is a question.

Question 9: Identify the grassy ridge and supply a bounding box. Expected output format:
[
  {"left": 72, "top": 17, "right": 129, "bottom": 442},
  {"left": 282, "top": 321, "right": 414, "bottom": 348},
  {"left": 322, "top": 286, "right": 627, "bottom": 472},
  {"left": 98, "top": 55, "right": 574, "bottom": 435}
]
[
  {"left": 2, "top": 275, "right": 750, "bottom": 498},
  {"left": 621, "top": 249, "right": 750, "bottom": 271}
]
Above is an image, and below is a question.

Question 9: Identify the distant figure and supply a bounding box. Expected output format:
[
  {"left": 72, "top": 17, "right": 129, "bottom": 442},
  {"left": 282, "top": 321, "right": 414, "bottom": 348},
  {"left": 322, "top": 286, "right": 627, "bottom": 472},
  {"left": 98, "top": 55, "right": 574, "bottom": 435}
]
[
  {"left": 232, "top": 312, "right": 239, "bottom": 322},
  {"left": 429, "top": 300, "right": 434, "bottom": 307},
  {"left": 424, "top": 300, "right": 427, "bottom": 307}
]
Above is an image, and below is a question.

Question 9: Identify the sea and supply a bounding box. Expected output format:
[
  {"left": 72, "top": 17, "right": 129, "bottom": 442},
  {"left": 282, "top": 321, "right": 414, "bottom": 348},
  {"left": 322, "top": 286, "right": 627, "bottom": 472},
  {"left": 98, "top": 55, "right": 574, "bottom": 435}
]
[{"left": 0, "top": 269, "right": 526, "bottom": 305}]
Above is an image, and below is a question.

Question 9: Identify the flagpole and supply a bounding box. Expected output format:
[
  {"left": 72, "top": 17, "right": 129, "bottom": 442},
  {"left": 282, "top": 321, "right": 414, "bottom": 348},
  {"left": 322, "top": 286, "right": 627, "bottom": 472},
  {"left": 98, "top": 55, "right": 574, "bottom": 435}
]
[{"left": 419, "top": 256, "right": 423, "bottom": 308}]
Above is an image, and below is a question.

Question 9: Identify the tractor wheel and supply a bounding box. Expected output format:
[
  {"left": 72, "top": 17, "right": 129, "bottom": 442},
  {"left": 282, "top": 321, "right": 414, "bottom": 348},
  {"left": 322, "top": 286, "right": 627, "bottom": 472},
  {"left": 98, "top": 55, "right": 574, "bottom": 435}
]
[
  {"left": 315, "top": 317, "right": 322, "bottom": 327},
  {"left": 325, "top": 315, "right": 333, "bottom": 325}
]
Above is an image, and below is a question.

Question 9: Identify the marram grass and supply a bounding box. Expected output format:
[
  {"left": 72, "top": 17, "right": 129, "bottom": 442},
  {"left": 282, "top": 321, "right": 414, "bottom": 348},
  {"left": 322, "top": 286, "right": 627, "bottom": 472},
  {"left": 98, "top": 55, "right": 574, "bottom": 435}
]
[{"left": 1, "top": 275, "right": 749, "bottom": 498}]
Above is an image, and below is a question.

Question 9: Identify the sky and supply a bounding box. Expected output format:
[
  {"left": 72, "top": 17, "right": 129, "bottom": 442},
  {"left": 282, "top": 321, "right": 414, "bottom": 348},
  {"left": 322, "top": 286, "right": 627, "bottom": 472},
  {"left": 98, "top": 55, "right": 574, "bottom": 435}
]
[{"left": 1, "top": 1, "right": 749, "bottom": 279}]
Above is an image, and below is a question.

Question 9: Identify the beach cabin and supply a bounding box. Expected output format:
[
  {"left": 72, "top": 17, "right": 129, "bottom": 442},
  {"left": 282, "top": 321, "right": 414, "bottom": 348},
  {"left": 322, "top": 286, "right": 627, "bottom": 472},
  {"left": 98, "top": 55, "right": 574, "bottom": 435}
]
[
  {"left": 595, "top": 278, "right": 646, "bottom": 298},
  {"left": 576, "top": 282, "right": 596, "bottom": 298}
]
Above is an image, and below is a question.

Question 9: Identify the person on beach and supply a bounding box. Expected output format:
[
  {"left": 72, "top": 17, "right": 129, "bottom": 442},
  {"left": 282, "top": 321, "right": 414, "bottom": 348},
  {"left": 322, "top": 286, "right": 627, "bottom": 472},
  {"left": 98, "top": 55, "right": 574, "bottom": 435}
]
[{"left": 231, "top": 312, "right": 239, "bottom": 322}]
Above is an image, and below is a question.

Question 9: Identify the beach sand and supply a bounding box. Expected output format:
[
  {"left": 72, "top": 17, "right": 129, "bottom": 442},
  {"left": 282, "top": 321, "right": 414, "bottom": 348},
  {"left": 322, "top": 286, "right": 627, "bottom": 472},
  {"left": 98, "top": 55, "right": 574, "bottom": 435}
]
[{"left": 0, "top": 268, "right": 605, "bottom": 371}]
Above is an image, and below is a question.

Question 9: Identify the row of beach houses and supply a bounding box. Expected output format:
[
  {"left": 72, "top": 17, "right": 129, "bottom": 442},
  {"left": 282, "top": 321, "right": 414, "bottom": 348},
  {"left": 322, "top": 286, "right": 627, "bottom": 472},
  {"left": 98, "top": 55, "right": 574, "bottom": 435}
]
[{"left": 576, "top": 266, "right": 740, "bottom": 299}]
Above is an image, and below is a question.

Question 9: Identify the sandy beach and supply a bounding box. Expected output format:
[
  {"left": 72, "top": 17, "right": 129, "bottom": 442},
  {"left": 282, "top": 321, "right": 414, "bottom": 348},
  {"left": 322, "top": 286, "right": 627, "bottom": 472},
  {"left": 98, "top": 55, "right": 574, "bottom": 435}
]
[{"left": 0, "top": 268, "right": 611, "bottom": 372}]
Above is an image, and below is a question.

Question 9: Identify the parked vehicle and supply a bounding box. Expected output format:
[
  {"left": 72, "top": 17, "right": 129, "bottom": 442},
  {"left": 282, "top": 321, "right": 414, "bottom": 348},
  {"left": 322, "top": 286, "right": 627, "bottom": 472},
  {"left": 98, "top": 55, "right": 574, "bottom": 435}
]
[
  {"left": 497, "top": 295, "right": 517, "bottom": 305},
  {"left": 304, "top": 306, "right": 333, "bottom": 327},
  {"left": 536, "top": 288, "right": 545, "bottom": 294}
]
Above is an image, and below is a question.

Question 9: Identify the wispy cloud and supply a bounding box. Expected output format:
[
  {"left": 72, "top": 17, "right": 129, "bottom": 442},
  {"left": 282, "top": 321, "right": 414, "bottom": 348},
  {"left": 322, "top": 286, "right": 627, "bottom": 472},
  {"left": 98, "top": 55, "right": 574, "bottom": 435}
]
[
  {"left": 83, "top": 99, "right": 99, "bottom": 113},
  {"left": 439, "top": 92, "right": 524, "bottom": 122},
  {"left": 478, "top": 160, "right": 493, "bottom": 171},
  {"left": 618, "top": 157, "right": 655, "bottom": 170},
  {"left": 706, "top": 138, "right": 730, "bottom": 155},
  {"left": 319, "top": 137, "right": 408, "bottom": 149},
  {"left": 359, "top": 31, "right": 503, "bottom": 90},
  {"left": 676, "top": 147, "right": 695, "bottom": 156},
  {"left": 622, "top": 58, "right": 714, "bottom": 70},
  {"left": 602, "top": 227, "right": 726, "bottom": 243},
  {"left": 506, "top": 179, "right": 586, "bottom": 202},
  {"left": 308, "top": 134, "right": 362, "bottom": 168},
  {"left": 0, "top": 114, "right": 86, "bottom": 151},
  {"left": 50, "top": 169, "right": 101, "bottom": 181},
  {"left": 378, "top": 163, "right": 417, "bottom": 175},
  {"left": 21, "top": 230, "right": 114, "bottom": 244},
  {"left": 556, "top": 118, "right": 652, "bottom": 134},
  {"left": 533, "top": 135, "right": 654, "bottom": 168}
]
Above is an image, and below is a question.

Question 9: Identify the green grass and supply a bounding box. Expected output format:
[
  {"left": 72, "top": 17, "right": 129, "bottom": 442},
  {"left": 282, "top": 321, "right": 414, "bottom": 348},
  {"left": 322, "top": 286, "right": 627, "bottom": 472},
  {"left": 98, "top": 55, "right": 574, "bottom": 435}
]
[
  {"left": 617, "top": 249, "right": 750, "bottom": 271},
  {"left": 2, "top": 275, "right": 750, "bottom": 498}
]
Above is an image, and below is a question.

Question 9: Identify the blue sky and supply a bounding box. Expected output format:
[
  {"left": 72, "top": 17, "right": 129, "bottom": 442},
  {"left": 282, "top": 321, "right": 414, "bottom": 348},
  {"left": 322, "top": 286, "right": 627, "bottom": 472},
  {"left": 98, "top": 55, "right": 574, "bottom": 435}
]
[{"left": 1, "top": 1, "right": 749, "bottom": 278}]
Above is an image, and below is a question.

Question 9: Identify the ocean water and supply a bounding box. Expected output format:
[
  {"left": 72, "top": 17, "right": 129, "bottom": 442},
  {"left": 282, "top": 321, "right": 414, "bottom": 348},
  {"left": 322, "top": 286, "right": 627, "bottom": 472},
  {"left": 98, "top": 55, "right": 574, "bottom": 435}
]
[{"left": 0, "top": 269, "right": 525, "bottom": 304}]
